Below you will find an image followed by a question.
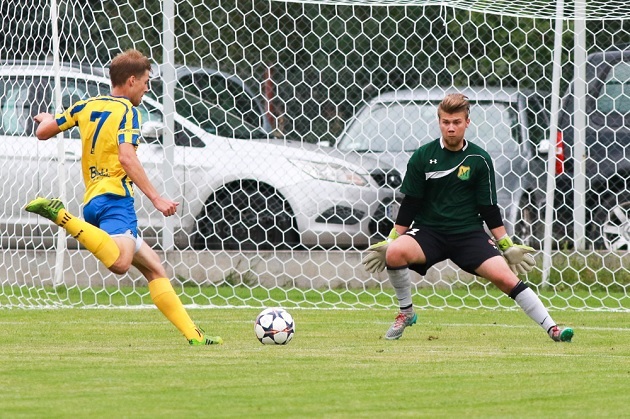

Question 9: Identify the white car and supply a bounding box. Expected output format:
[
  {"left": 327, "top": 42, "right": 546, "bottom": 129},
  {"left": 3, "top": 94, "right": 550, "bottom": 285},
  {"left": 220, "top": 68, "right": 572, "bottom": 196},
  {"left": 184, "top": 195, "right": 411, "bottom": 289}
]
[
  {"left": 148, "top": 64, "right": 274, "bottom": 134},
  {"left": 0, "top": 64, "right": 396, "bottom": 250}
]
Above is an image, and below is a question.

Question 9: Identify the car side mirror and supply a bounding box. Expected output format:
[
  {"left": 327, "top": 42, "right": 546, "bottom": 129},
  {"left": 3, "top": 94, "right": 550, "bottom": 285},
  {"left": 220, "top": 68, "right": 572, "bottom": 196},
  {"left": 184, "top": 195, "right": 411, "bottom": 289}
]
[
  {"left": 141, "top": 121, "right": 164, "bottom": 140},
  {"left": 537, "top": 139, "right": 550, "bottom": 155}
]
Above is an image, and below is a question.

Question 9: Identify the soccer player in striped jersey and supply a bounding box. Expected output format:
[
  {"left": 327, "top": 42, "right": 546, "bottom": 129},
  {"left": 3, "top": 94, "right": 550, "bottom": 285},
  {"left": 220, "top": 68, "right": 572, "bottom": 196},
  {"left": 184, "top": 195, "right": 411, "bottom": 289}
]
[
  {"left": 26, "top": 49, "right": 222, "bottom": 346},
  {"left": 363, "top": 93, "right": 573, "bottom": 343}
]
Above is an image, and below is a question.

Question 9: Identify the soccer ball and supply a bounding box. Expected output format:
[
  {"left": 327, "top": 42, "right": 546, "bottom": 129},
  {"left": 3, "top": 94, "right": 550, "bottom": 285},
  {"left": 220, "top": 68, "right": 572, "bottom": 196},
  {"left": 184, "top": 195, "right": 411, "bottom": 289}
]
[{"left": 254, "top": 307, "right": 295, "bottom": 345}]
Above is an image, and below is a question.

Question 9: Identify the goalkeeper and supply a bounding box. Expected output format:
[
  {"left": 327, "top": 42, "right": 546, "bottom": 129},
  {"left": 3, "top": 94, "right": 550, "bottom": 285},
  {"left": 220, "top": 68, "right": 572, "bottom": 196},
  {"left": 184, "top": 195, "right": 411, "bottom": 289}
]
[{"left": 363, "top": 93, "right": 573, "bottom": 343}]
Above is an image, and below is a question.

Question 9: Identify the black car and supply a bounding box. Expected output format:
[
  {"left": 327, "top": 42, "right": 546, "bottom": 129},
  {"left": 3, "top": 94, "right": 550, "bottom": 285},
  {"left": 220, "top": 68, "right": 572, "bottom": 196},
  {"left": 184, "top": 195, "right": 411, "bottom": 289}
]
[{"left": 554, "top": 46, "right": 629, "bottom": 250}]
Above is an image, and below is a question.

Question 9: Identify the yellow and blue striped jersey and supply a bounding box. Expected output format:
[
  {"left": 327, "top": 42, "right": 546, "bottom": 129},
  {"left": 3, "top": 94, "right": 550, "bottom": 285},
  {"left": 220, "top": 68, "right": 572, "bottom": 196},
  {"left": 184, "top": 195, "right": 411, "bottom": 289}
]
[{"left": 55, "top": 95, "right": 141, "bottom": 205}]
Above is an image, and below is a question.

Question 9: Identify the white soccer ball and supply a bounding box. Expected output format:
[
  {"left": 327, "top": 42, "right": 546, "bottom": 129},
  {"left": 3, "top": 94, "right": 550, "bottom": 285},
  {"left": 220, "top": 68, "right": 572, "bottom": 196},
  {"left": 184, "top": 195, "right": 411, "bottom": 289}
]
[{"left": 254, "top": 307, "right": 295, "bottom": 345}]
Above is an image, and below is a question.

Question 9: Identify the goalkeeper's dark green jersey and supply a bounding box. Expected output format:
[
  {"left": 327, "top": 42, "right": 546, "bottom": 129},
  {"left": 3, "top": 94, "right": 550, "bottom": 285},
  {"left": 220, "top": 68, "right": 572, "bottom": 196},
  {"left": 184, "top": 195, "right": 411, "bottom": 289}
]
[{"left": 400, "top": 138, "right": 498, "bottom": 234}]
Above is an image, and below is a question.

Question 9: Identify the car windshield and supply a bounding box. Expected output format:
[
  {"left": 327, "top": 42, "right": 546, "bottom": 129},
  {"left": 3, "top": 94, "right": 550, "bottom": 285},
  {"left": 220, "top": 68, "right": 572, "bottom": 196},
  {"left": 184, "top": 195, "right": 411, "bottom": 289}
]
[
  {"left": 338, "top": 102, "right": 439, "bottom": 152},
  {"left": 147, "top": 86, "right": 266, "bottom": 139},
  {"left": 596, "top": 60, "right": 630, "bottom": 118},
  {"left": 0, "top": 77, "right": 32, "bottom": 135},
  {"left": 338, "top": 100, "right": 519, "bottom": 155}
]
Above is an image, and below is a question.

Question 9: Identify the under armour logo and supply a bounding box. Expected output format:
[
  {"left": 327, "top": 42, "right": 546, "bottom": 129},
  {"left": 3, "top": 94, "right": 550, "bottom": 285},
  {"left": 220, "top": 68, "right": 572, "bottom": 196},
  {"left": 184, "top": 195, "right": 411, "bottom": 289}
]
[{"left": 429, "top": 159, "right": 437, "bottom": 164}]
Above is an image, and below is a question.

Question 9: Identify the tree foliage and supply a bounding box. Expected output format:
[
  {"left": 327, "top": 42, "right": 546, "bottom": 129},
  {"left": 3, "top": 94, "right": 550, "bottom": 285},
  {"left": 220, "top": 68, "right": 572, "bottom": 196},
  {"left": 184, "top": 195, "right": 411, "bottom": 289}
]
[{"left": 2, "top": 1, "right": 628, "bottom": 141}]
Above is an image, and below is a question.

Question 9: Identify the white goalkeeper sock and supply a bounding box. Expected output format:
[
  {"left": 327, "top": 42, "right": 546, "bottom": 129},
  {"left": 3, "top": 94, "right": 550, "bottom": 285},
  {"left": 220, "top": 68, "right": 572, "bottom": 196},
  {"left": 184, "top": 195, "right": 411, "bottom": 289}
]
[
  {"left": 510, "top": 281, "right": 556, "bottom": 332},
  {"left": 387, "top": 266, "right": 413, "bottom": 309}
]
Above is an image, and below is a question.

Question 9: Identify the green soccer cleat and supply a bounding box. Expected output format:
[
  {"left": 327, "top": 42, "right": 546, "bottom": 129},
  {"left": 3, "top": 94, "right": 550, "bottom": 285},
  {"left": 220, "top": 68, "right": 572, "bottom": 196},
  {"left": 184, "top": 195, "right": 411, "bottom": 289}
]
[
  {"left": 189, "top": 327, "right": 223, "bottom": 346},
  {"left": 384, "top": 311, "right": 417, "bottom": 340},
  {"left": 189, "top": 335, "right": 224, "bottom": 346},
  {"left": 25, "top": 197, "right": 65, "bottom": 222},
  {"left": 550, "top": 326, "right": 574, "bottom": 342}
]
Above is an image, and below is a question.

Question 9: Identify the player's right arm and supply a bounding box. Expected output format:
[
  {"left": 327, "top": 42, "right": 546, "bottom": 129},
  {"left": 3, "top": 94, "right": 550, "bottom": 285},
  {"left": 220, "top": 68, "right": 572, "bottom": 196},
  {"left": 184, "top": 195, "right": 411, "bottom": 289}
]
[
  {"left": 394, "top": 147, "right": 426, "bottom": 234},
  {"left": 361, "top": 194, "right": 422, "bottom": 273},
  {"left": 116, "top": 106, "right": 179, "bottom": 217},
  {"left": 118, "top": 143, "right": 179, "bottom": 218},
  {"left": 362, "top": 149, "right": 426, "bottom": 273},
  {"left": 34, "top": 112, "right": 62, "bottom": 140},
  {"left": 473, "top": 152, "right": 535, "bottom": 274}
]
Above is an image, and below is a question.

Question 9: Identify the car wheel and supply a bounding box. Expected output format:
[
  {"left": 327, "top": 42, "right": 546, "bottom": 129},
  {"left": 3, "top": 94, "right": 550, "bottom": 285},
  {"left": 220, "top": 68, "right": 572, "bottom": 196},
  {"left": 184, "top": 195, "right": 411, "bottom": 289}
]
[
  {"left": 515, "top": 194, "right": 545, "bottom": 249},
  {"left": 601, "top": 200, "right": 630, "bottom": 251},
  {"left": 193, "top": 182, "right": 299, "bottom": 250},
  {"left": 587, "top": 193, "right": 624, "bottom": 250}
]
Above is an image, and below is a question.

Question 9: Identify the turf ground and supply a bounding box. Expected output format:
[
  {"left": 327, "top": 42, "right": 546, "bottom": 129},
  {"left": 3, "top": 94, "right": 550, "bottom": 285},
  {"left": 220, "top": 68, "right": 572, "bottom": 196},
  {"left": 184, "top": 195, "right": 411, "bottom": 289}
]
[{"left": 0, "top": 308, "right": 627, "bottom": 418}]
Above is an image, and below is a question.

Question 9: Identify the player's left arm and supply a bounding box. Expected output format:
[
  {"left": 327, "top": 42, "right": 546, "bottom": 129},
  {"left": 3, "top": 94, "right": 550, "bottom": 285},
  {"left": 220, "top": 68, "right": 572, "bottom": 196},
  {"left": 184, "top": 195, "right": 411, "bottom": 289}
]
[
  {"left": 33, "top": 100, "right": 86, "bottom": 141},
  {"left": 491, "top": 223, "right": 537, "bottom": 275},
  {"left": 34, "top": 98, "right": 85, "bottom": 140},
  {"left": 475, "top": 155, "right": 535, "bottom": 274},
  {"left": 33, "top": 112, "right": 62, "bottom": 140}
]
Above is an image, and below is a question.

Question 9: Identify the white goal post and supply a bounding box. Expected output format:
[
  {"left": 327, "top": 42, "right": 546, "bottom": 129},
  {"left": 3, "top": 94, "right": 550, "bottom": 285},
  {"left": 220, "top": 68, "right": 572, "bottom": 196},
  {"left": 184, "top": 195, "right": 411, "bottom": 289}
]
[{"left": 0, "top": 0, "right": 628, "bottom": 310}]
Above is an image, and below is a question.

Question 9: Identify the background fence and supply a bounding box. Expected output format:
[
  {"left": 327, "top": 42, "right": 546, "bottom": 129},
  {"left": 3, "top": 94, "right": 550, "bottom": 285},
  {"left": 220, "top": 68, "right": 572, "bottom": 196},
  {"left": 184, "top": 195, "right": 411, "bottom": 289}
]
[{"left": 0, "top": 0, "right": 628, "bottom": 309}]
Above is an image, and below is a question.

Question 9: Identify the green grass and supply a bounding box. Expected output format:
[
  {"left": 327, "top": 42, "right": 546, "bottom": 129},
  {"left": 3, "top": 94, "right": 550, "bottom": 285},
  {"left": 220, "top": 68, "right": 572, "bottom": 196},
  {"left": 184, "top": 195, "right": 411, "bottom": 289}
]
[
  {"left": 2, "top": 285, "right": 629, "bottom": 311},
  {"left": 0, "top": 308, "right": 627, "bottom": 417}
]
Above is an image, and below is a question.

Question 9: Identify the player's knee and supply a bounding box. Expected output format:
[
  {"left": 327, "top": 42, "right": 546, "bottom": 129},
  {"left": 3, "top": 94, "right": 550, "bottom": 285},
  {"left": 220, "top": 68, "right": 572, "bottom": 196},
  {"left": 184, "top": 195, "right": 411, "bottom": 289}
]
[
  {"left": 387, "top": 236, "right": 423, "bottom": 266},
  {"left": 385, "top": 242, "right": 407, "bottom": 266},
  {"left": 108, "top": 261, "right": 131, "bottom": 275},
  {"left": 109, "top": 254, "right": 133, "bottom": 275}
]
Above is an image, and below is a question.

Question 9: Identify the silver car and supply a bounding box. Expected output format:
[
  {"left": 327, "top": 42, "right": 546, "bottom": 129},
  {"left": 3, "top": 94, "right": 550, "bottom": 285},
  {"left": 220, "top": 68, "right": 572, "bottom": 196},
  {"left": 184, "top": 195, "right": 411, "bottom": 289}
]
[
  {"left": 324, "top": 87, "right": 550, "bottom": 244},
  {"left": 0, "top": 64, "right": 396, "bottom": 250}
]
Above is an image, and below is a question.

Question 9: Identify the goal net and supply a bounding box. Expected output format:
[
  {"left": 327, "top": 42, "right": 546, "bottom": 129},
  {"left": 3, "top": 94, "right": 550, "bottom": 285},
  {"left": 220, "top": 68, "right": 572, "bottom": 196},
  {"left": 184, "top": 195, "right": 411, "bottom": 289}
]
[{"left": 0, "top": 0, "right": 628, "bottom": 310}]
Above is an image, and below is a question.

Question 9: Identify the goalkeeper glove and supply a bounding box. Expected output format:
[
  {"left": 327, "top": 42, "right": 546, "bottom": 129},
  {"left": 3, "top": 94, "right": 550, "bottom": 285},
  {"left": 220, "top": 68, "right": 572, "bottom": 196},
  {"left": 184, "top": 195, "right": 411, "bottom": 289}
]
[
  {"left": 362, "top": 228, "right": 400, "bottom": 274},
  {"left": 497, "top": 234, "right": 536, "bottom": 275}
]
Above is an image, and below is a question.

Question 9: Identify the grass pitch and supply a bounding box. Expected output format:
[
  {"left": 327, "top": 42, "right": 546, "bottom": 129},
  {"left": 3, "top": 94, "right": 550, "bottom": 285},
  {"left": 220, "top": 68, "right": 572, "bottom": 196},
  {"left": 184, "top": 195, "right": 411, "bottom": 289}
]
[{"left": 0, "top": 308, "right": 627, "bottom": 418}]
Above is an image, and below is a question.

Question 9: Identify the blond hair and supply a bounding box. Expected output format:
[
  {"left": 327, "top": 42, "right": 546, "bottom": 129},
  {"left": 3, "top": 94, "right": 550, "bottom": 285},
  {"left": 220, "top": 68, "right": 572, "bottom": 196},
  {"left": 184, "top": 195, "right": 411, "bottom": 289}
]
[
  {"left": 109, "top": 49, "right": 151, "bottom": 87},
  {"left": 437, "top": 93, "right": 470, "bottom": 119}
]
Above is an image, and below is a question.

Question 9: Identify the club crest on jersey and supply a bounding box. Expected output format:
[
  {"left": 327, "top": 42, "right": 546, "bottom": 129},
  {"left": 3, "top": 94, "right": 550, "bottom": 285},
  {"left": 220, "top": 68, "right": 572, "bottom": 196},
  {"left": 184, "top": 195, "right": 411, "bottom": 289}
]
[{"left": 457, "top": 165, "right": 471, "bottom": 180}]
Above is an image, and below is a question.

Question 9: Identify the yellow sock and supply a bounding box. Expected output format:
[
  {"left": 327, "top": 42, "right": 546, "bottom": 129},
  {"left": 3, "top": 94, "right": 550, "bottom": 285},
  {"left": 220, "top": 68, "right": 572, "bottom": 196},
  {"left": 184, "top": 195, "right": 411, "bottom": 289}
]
[
  {"left": 55, "top": 209, "right": 120, "bottom": 268},
  {"left": 149, "top": 277, "right": 201, "bottom": 341}
]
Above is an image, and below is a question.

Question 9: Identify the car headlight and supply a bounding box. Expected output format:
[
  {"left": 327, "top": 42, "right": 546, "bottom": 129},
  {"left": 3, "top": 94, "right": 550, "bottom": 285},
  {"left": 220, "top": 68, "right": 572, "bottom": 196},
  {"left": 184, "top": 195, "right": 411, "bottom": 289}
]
[
  {"left": 291, "top": 160, "right": 369, "bottom": 186},
  {"left": 369, "top": 168, "right": 402, "bottom": 189}
]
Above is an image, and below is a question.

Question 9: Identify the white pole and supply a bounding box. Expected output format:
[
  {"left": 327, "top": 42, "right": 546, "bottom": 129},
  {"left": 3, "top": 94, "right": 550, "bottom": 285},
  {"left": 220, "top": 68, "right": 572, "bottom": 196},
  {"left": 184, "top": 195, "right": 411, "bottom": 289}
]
[
  {"left": 573, "top": 0, "right": 587, "bottom": 250},
  {"left": 162, "top": 0, "right": 176, "bottom": 250},
  {"left": 542, "top": 0, "right": 565, "bottom": 287},
  {"left": 51, "top": 0, "right": 67, "bottom": 287}
]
